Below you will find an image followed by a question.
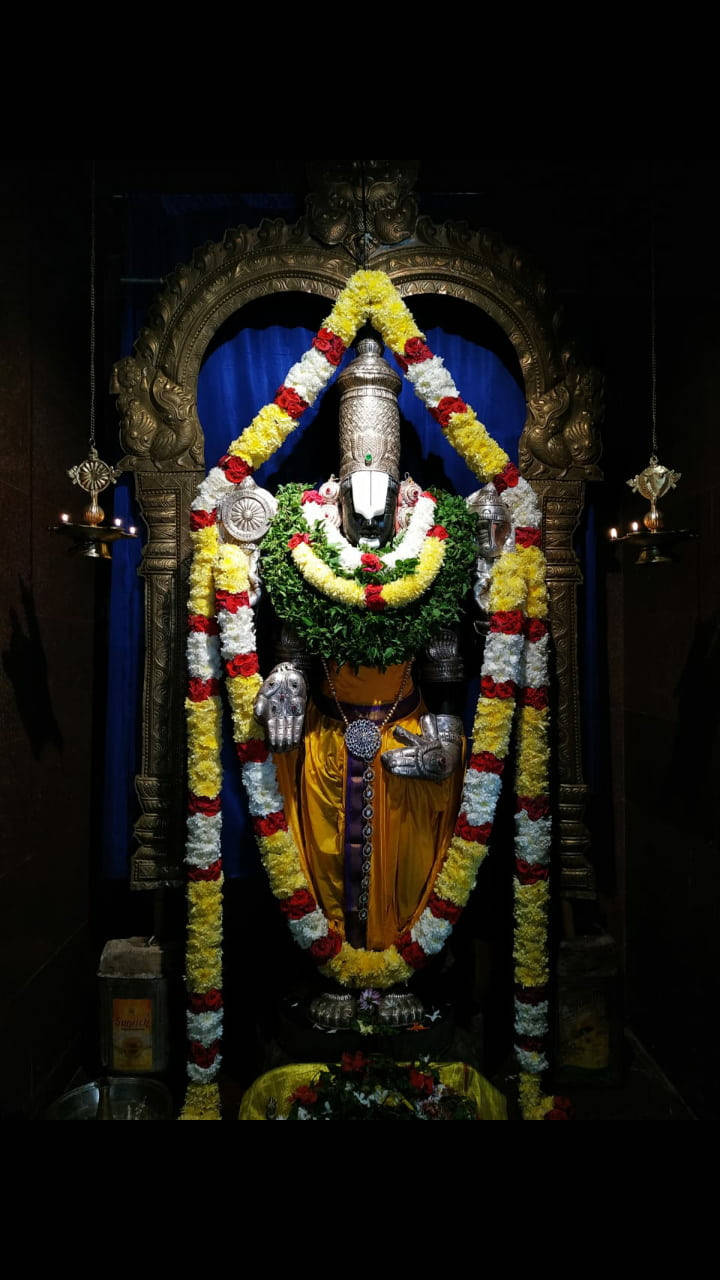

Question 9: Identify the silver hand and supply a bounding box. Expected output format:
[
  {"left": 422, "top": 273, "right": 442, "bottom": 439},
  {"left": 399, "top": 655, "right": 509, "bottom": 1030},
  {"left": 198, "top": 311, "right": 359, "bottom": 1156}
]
[
  {"left": 381, "top": 713, "right": 463, "bottom": 782},
  {"left": 253, "top": 663, "right": 307, "bottom": 754}
]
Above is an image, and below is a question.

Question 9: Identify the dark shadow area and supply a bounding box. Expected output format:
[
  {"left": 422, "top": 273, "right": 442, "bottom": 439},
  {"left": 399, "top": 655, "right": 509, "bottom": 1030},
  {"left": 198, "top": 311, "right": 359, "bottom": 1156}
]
[{"left": 2, "top": 577, "right": 63, "bottom": 758}]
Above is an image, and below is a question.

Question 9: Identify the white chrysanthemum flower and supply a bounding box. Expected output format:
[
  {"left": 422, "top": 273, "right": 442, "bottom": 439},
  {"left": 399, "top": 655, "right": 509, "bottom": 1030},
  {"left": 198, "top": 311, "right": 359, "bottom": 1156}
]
[
  {"left": 187, "top": 632, "right": 221, "bottom": 681},
  {"left": 185, "top": 813, "right": 222, "bottom": 868},
  {"left": 284, "top": 346, "right": 335, "bottom": 403},
  {"left": 193, "top": 467, "right": 233, "bottom": 511},
  {"left": 522, "top": 635, "right": 550, "bottom": 688},
  {"left": 242, "top": 760, "right": 283, "bottom": 816},
  {"left": 514, "top": 999, "right": 549, "bottom": 1038},
  {"left": 515, "top": 1047, "right": 549, "bottom": 1074},
  {"left": 481, "top": 632, "right": 525, "bottom": 682},
  {"left": 288, "top": 909, "right": 328, "bottom": 949},
  {"left": 217, "top": 607, "right": 256, "bottom": 657},
  {"left": 186, "top": 1009, "right": 224, "bottom": 1044},
  {"left": 405, "top": 355, "right": 458, "bottom": 407},
  {"left": 187, "top": 1058, "right": 222, "bottom": 1083},
  {"left": 503, "top": 477, "right": 541, "bottom": 527},
  {"left": 514, "top": 813, "right": 552, "bottom": 864},
  {"left": 411, "top": 911, "right": 453, "bottom": 955},
  {"left": 462, "top": 771, "right": 503, "bottom": 825}
]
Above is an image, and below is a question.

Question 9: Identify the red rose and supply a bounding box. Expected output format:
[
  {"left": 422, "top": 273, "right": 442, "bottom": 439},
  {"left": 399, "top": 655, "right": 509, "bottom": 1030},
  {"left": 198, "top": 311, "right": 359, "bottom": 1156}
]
[
  {"left": 189, "top": 508, "right": 216, "bottom": 530},
  {"left": 235, "top": 739, "right": 269, "bottom": 764},
  {"left": 288, "top": 532, "right": 311, "bottom": 550},
  {"left": 301, "top": 490, "right": 323, "bottom": 505},
  {"left": 552, "top": 1095, "right": 575, "bottom": 1119},
  {"left": 364, "top": 584, "right": 386, "bottom": 611},
  {"left": 490, "top": 609, "right": 524, "bottom": 635},
  {"left": 420, "top": 491, "right": 437, "bottom": 503},
  {"left": 279, "top": 888, "right": 317, "bottom": 920},
  {"left": 225, "top": 653, "right": 260, "bottom": 678},
  {"left": 189, "top": 1040, "right": 220, "bottom": 1069},
  {"left": 409, "top": 1067, "right": 435, "bottom": 1096},
  {"left": 481, "top": 675, "right": 517, "bottom": 700},
  {"left": 544, "top": 1108, "right": 570, "bottom": 1121},
  {"left": 341, "top": 1051, "right": 368, "bottom": 1074},
  {"left": 395, "top": 353, "right": 409, "bottom": 373},
  {"left": 469, "top": 751, "right": 504, "bottom": 776},
  {"left": 291, "top": 1085, "right": 318, "bottom": 1106},
  {"left": 396, "top": 932, "right": 428, "bottom": 969},
  {"left": 187, "top": 676, "right": 220, "bottom": 703},
  {"left": 427, "top": 524, "right": 448, "bottom": 540},
  {"left": 494, "top": 462, "right": 519, "bottom": 494},
  {"left": 310, "top": 932, "right": 342, "bottom": 962},
  {"left": 312, "top": 328, "right": 346, "bottom": 366},
  {"left": 188, "top": 859, "right": 222, "bottom": 882},
  {"left": 517, "top": 1034, "right": 544, "bottom": 1052},
  {"left": 427, "top": 892, "right": 462, "bottom": 924},
  {"left": 515, "top": 525, "right": 542, "bottom": 549},
  {"left": 515, "top": 858, "right": 549, "bottom": 885},
  {"left": 454, "top": 814, "right": 492, "bottom": 844},
  {"left": 431, "top": 396, "right": 468, "bottom": 428},
  {"left": 218, "top": 454, "right": 251, "bottom": 484},
  {"left": 514, "top": 984, "right": 548, "bottom": 1004},
  {"left": 215, "top": 589, "right": 250, "bottom": 614},
  {"left": 525, "top": 617, "right": 549, "bottom": 643},
  {"left": 188, "top": 613, "right": 219, "bottom": 635},
  {"left": 188, "top": 988, "right": 223, "bottom": 1014},
  {"left": 519, "top": 686, "right": 549, "bottom": 710},
  {"left": 360, "top": 553, "right": 383, "bottom": 573},
  {"left": 404, "top": 337, "right": 433, "bottom": 364},
  {"left": 274, "top": 385, "right": 308, "bottom": 419},
  {"left": 516, "top": 795, "right": 551, "bottom": 821},
  {"left": 188, "top": 793, "right": 221, "bottom": 817},
  {"left": 253, "top": 810, "right": 288, "bottom": 838}
]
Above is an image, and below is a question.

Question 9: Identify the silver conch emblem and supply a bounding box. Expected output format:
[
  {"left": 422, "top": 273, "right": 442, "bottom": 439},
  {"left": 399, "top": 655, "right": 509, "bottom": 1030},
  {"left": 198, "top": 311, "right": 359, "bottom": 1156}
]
[{"left": 219, "top": 477, "right": 277, "bottom": 545}]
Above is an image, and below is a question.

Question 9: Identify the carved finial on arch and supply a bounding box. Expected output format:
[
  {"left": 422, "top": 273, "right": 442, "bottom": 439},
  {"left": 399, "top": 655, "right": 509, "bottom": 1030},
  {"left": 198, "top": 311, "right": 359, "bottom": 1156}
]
[
  {"left": 519, "top": 351, "right": 604, "bottom": 479},
  {"left": 112, "top": 355, "right": 204, "bottom": 472}
]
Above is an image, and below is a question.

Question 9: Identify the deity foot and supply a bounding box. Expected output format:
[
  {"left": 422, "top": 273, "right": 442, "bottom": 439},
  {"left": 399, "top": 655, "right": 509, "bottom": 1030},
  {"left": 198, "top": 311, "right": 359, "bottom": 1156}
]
[
  {"left": 310, "top": 992, "right": 356, "bottom": 1028},
  {"left": 377, "top": 988, "right": 424, "bottom": 1028}
]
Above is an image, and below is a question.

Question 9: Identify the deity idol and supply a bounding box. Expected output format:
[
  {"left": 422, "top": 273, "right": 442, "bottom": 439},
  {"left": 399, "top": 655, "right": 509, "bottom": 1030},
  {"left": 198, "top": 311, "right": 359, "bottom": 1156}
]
[{"left": 251, "top": 335, "right": 510, "bottom": 1026}]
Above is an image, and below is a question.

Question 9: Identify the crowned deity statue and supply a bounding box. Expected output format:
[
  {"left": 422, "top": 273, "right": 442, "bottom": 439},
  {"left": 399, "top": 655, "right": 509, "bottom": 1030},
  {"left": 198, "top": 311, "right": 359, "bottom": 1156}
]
[{"left": 251, "top": 334, "right": 509, "bottom": 1027}]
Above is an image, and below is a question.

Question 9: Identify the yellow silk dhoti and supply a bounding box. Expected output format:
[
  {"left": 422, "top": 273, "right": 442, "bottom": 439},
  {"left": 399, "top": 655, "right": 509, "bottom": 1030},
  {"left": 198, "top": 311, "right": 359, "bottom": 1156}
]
[{"left": 274, "top": 664, "right": 464, "bottom": 952}]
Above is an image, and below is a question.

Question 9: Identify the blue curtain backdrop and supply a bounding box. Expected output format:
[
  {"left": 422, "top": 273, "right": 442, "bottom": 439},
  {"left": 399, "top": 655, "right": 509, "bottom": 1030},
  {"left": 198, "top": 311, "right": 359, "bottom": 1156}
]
[{"left": 102, "top": 193, "right": 595, "bottom": 880}]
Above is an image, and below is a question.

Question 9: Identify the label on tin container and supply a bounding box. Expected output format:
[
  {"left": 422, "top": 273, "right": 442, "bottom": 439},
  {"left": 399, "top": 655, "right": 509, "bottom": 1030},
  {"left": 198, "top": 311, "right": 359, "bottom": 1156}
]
[{"left": 112, "top": 998, "right": 153, "bottom": 1071}]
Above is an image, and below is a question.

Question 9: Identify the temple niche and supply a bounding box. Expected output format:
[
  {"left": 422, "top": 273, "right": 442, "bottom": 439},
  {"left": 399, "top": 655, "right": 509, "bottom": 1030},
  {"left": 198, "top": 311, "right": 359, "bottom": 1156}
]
[{"left": 1, "top": 162, "right": 715, "bottom": 1120}]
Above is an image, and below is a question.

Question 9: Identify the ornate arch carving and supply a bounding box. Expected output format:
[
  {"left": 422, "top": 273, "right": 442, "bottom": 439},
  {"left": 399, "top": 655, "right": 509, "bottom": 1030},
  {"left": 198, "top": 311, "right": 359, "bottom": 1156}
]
[{"left": 113, "top": 182, "right": 602, "bottom": 897}]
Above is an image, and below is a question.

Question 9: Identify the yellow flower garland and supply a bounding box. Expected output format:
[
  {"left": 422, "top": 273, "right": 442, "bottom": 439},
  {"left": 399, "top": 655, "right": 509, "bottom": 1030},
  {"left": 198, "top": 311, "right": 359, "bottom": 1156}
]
[{"left": 290, "top": 532, "right": 447, "bottom": 610}]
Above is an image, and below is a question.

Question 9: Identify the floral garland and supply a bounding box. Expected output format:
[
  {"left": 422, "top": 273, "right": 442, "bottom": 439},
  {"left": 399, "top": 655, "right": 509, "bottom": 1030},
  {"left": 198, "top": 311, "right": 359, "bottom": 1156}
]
[
  {"left": 260, "top": 484, "right": 478, "bottom": 668},
  {"left": 181, "top": 269, "right": 556, "bottom": 1121}
]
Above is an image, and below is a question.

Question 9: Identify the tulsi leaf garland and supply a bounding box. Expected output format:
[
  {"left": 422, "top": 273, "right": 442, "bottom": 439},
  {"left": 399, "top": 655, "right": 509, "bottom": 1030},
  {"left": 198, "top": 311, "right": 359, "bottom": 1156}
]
[
  {"left": 181, "top": 268, "right": 557, "bottom": 1122},
  {"left": 261, "top": 485, "right": 478, "bottom": 668}
]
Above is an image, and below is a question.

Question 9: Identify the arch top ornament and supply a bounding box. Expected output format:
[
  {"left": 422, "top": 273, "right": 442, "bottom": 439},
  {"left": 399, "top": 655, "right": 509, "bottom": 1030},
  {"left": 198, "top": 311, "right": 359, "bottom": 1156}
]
[{"left": 111, "top": 206, "right": 602, "bottom": 483}]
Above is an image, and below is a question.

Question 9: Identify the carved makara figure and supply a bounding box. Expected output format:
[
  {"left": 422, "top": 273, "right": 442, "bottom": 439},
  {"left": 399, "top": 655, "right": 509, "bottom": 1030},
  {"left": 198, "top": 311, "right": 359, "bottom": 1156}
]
[{"left": 247, "top": 335, "right": 508, "bottom": 1026}]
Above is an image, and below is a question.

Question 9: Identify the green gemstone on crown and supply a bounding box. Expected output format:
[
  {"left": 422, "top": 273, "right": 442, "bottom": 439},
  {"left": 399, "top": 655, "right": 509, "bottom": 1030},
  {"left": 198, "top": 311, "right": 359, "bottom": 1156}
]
[{"left": 364, "top": 452, "right": 372, "bottom": 464}]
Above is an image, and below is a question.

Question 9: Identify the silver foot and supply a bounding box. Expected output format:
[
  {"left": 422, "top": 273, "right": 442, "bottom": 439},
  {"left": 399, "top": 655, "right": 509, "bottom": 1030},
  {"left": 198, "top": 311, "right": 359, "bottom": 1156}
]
[
  {"left": 310, "top": 992, "right": 356, "bottom": 1028},
  {"left": 377, "top": 989, "right": 424, "bottom": 1028}
]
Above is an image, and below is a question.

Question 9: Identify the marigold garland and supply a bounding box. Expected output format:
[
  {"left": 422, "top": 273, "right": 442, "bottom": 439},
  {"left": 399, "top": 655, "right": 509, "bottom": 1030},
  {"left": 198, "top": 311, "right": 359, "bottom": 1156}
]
[{"left": 182, "top": 268, "right": 557, "bottom": 1120}]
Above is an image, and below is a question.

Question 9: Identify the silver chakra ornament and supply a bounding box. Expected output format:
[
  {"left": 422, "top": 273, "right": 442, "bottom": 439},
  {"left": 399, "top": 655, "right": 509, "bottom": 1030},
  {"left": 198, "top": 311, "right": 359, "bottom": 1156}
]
[{"left": 219, "top": 476, "right": 277, "bottom": 548}]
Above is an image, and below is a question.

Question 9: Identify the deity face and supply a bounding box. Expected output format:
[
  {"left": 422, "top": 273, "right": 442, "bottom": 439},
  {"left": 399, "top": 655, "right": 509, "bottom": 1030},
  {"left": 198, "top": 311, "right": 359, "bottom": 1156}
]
[{"left": 340, "top": 471, "right": 399, "bottom": 548}]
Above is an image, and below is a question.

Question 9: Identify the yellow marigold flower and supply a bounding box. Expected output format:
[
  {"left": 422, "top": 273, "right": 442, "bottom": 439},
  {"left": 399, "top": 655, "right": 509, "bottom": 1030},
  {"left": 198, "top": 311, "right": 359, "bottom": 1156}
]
[
  {"left": 471, "top": 696, "right": 515, "bottom": 758},
  {"left": 488, "top": 548, "right": 528, "bottom": 613},
  {"left": 445, "top": 409, "right": 509, "bottom": 482},
  {"left": 434, "top": 836, "right": 489, "bottom": 906},
  {"left": 518, "top": 1074, "right": 555, "bottom": 1122},
  {"left": 192, "top": 524, "right": 220, "bottom": 555},
  {"left": 227, "top": 674, "right": 264, "bottom": 739},
  {"left": 186, "top": 699, "right": 222, "bottom": 797},
  {"left": 515, "top": 547, "right": 548, "bottom": 619},
  {"left": 515, "top": 706, "right": 550, "bottom": 797},
  {"left": 292, "top": 544, "right": 365, "bottom": 606},
  {"left": 214, "top": 543, "right": 250, "bottom": 595},
  {"left": 261, "top": 830, "right": 307, "bottom": 897},
  {"left": 325, "top": 942, "right": 412, "bottom": 989},
  {"left": 234, "top": 403, "right": 296, "bottom": 470},
  {"left": 381, "top": 537, "right": 445, "bottom": 607},
  {"left": 323, "top": 286, "right": 368, "bottom": 346},
  {"left": 186, "top": 880, "right": 223, "bottom": 990},
  {"left": 513, "top": 880, "right": 550, "bottom": 987},
  {"left": 179, "top": 1083, "right": 221, "bottom": 1121}
]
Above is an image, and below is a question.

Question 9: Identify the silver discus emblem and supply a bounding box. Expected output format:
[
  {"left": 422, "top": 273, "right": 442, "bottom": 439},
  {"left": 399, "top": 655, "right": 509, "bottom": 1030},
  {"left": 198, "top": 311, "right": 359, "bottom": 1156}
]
[
  {"left": 344, "top": 719, "right": 381, "bottom": 761},
  {"left": 219, "top": 478, "right": 276, "bottom": 545}
]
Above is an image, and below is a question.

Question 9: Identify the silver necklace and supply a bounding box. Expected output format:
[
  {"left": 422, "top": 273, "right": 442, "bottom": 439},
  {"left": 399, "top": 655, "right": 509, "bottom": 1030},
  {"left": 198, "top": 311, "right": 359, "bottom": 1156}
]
[{"left": 321, "top": 659, "right": 412, "bottom": 761}]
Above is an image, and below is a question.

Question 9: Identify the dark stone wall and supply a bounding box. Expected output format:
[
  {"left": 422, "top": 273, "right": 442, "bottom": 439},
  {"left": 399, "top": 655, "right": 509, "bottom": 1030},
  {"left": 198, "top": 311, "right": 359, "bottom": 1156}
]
[{"left": 0, "top": 172, "right": 96, "bottom": 1117}]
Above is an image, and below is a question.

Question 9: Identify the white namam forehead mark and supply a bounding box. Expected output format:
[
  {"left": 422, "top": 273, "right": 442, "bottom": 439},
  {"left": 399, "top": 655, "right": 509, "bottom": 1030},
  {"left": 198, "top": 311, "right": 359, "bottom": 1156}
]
[{"left": 348, "top": 471, "right": 390, "bottom": 522}]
